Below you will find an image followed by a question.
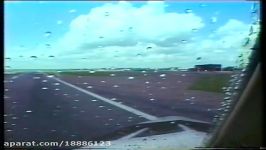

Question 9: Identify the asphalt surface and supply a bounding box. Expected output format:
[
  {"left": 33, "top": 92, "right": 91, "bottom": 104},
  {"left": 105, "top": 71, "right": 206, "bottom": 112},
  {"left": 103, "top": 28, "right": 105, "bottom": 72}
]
[
  {"left": 59, "top": 71, "right": 226, "bottom": 122},
  {"left": 4, "top": 73, "right": 147, "bottom": 144},
  {"left": 4, "top": 71, "right": 228, "bottom": 147}
]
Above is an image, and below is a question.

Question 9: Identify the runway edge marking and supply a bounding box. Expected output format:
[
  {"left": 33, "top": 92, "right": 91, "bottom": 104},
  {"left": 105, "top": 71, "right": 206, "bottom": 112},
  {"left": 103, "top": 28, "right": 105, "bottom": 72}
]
[{"left": 50, "top": 75, "right": 158, "bottom": 121}]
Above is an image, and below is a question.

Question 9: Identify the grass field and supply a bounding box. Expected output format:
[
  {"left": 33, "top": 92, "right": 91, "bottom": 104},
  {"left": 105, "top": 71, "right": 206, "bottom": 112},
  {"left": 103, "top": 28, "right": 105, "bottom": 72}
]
[
  {"left": 46, "top": 70, "right": 154, "bottom": 77},
  {"left": 188, "top": 75, "right": 231, "bottom": 93},
  {"left": 53, "top": 71, "right": 116, "bottom": 76}
]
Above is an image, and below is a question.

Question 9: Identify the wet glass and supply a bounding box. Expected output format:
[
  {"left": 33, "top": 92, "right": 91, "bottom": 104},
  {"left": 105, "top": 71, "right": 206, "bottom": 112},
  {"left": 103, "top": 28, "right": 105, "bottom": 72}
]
[{"left": 4, "top": 1, "right": 260, "bottom": 149}]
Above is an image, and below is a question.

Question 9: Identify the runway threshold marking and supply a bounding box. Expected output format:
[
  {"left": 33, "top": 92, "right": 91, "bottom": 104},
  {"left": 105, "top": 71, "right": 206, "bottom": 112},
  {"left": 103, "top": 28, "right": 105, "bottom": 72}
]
[{"left": 50, "top": 76, "right": 158, "bottom": 121}]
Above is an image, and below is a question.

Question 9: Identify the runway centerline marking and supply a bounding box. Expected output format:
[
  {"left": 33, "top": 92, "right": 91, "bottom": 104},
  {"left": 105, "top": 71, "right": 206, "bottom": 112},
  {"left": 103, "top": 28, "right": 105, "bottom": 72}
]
[{"left": 48, "top": 75, "right": 158, "bottom": 121}]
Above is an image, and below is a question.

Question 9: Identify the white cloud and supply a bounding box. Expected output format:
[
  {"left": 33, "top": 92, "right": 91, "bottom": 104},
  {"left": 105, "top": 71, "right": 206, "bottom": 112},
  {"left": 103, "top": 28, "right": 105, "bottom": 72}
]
[
  {"left": 216, "top": 19, "right": 248, "bottom": 35},
  {"left": 54, "top": 1, "right": 204, "bottom": 56}
]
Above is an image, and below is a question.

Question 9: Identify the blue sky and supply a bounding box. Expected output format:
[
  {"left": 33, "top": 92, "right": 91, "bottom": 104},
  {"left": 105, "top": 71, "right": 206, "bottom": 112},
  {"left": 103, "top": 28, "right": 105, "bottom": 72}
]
[{"left": 4, "top": 1, "right": 260, "bottom": 69}]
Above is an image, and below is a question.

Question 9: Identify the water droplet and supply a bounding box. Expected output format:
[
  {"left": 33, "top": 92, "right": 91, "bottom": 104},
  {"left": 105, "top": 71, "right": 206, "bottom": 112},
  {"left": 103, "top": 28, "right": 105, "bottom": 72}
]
[
  {"left": 110, "top": 98, "right": 117, "bottom": 101},
  {"left": 83, "top": 82, "right": 88, "bottom": 85},
  {"left": 12, "top": 117, "right": 18, "bottom": 120},
  {"left": 42, "top": 87, "right": 48, "bottom": 90},
  {"left": 128, "top": 77, "right": 135, "bottom": 80},
  {"left": 142, "top": 138, "right": 147, "bottom": 141},
  {"left": 224, "top": 97, "right": 230, "bottom": 100},
  {"left": 113, "top": 85, "right": 119, "bottom": 88},
  {"left": 146, "top": 46, "right": 152, "bottom": 50},
  {"left": 33, "top": 77, "right": 41, "bottom": 79},
  {"left": 54, "top": 88, "right": 60, "bottom": 91},
  {"left": 89, "top": 71, "right": 95, "bottom": 73},
  {"left": 44, "top": 31, "right": 52, "bottom": 37},
  {"left": 108, "top": 118, "right": 113, "bottom": 121},
  {"left": 53, "top": 83, "right": 60, "bottom": 86},
  {"left": 74, "top": 99, "right": 79, "bottom": 102},
  {"left": 145, "top": 81, "right": 150, "bottom": 84},
  {"left": 46, "top": 75, "right": 54, "bottom": 78},
  {"left": 99, "top": 105, "right": 104, "bottom": 108},
  {"left": 149, "top": 98, "right": 155, "bottom": 101},
  {"left": 42, "top": 80, "right": 48, "bottom": 82},
  {"left": 4, "top": 96, "right": 10, "bottom": 99},
  {"left": 26, "top": 110, "right": 32, "bottom": 113},
  {"left": 101, "top": 80, "right": 106, "bottom": 83},
  {"left": 87, "top": 86, "right": 93, "bottom": 89},
  {"left": 6, "top": 130, "right": 13, "bottom": 132},
  {"left": 181, "top": 40, "right": 188, "bottom": 43},
  {"left": 91, "top": 99, "right": 98, "bottom": 102},
  {"left": 159, "top": 74, "right": 166, "bottom": 77},
  {"left": 185, "top": 9, "right": 192, "bottom": 13},
  {"left": 110, "top": 74, "right": 116, "bottom": 77},
  {"left": 30, "top": 56, "right": 38, "bottom": 59},
  {"left": 192, "top": 28, "right": 199, "bottom": 32}
]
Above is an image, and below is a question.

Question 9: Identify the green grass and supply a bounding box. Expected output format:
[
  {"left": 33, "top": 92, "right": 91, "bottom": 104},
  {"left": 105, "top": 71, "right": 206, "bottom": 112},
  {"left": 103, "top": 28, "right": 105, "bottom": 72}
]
[
  {"left": 46, "top": 70, "right": 148, "bottom": 77},
  {"left": 188, "top": 75, "right": 231, "bottom": 93},
  {"left": 58, "top": 71, "right": 115, "bottom": 76},
  {"left": 46, "top": 71, "right": 130, "bottom": 77}
]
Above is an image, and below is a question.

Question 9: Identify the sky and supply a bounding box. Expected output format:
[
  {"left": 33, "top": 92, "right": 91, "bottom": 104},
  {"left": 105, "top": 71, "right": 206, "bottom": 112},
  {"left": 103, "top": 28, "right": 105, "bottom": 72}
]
[{"left": 4, "top": 1, "right": 260, "bottom": 69}]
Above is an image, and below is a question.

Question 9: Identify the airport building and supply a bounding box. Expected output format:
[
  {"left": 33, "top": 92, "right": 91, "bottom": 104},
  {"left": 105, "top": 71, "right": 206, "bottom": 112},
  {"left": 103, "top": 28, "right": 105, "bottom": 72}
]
[{"left": 194, "top": 64, "right": 222, "bottom": 71}]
